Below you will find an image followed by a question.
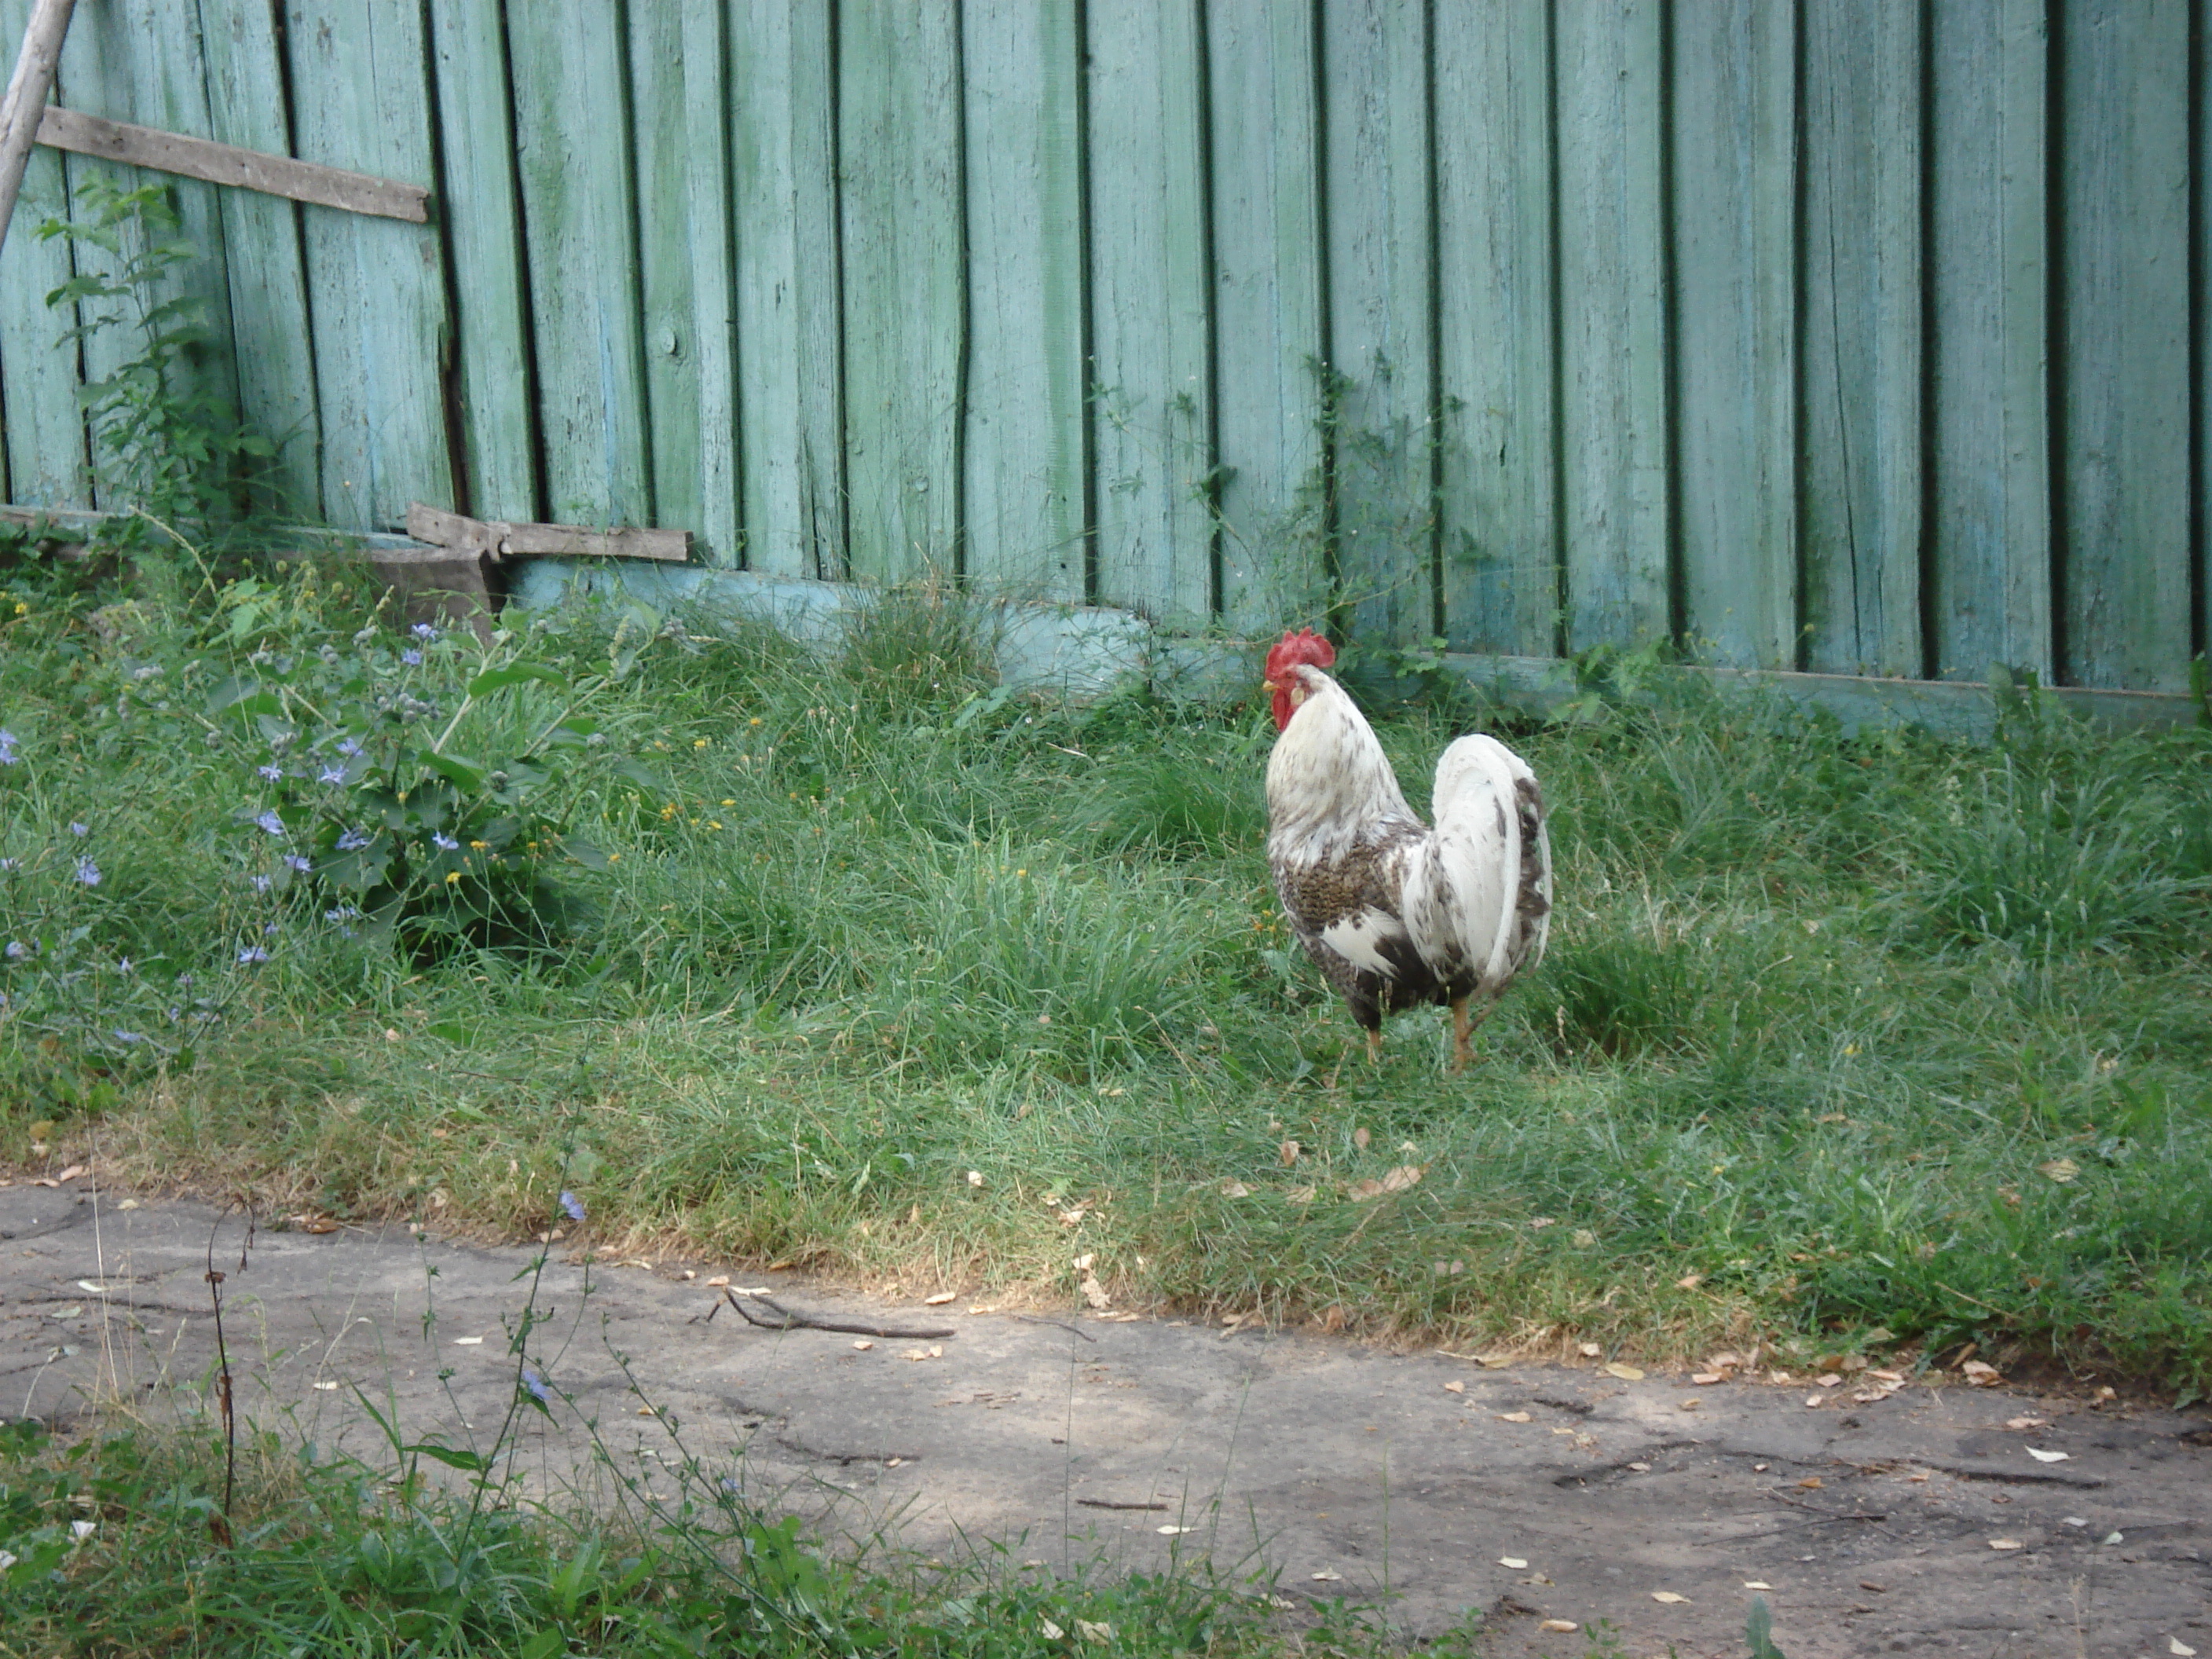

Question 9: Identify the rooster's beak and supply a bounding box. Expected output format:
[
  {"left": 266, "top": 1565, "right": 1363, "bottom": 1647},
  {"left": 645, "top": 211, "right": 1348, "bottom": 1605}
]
[{"left": 1261, "top": 678, "right": 1280, "bottom": 693}]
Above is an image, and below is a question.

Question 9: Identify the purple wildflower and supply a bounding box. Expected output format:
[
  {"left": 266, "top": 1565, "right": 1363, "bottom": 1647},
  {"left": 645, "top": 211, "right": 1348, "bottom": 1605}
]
[
  {"left": 112, "top": 1030, "right": 143, "bottom": 1045},
  {"left": 0, "top": 730, "right": 18, "bottom": 765},
  {"left": 337, "top": 737, "right": 363, "bottom": 757},
  {"left": 255, "top": 810, "right": 285, "bottom": 836},
  {"left": 69, "top": 822, "right": 88, "bottom": 837},
  {"left": 118, "top": 958, "right": 131, "bottom": 973},
  {"left": 263, "top": 921, "right": 280, "bottom": 936},
  {"left": 258, "top": 764, "right": 283, "bottom": 782},
  {"left": 317, "top": 766, "right": 346, "bottom": 786},
  {"left": 5, "top": 941, "right": 24, "bottom": 959},
  {"left": 74, "top": 856, "right": 100, "bottom": 887},
  {"left": 431, "top": 831, "right": 460, "bottom": 852},
  {"left": 521, "top": 1367, "right": 552, "bottom": 1406},
  {"left": 336, "top": 828, "right": 372, "bottom": 851},
  {"left": 236, "top": 944, "right": 269, "bottom": 965},
  {"left": 250, "top": 873, "right": 272, "bottom": 893},
  {"left": 558, "top": 1191, "right": 586, "bottom": 1222},
  {"left": 412, "top": 622, "right": 438, "bottom": 641},
  {"left": 284, "top": 855, "right": 311, "bottom": 872},
  {"left": 0, "top": 858, "right": 17, "bottom": 872},
  {"left": 401, "top": 649, "right": 423, "bottom": 667}
]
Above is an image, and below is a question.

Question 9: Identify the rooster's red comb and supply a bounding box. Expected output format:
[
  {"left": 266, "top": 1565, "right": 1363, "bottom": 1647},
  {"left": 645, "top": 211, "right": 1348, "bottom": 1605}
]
[{"left": 1265, "top": 627, "right": 1335, "bottom": 679}]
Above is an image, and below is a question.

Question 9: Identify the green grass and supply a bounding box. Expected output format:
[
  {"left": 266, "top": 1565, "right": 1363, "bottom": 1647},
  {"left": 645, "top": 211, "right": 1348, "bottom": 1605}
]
[
  {"left": 4, "top": 552, "right": 2211, "bottom": 1398},
  {"left": 0, "top": 1414, "right": 1313, "bottom": 1659}
]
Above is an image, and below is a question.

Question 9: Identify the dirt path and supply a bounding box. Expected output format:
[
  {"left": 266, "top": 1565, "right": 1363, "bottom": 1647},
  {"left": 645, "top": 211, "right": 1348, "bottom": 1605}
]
[{"left": 5, "top": 1184, "right": 2207, "bottom": 1657}]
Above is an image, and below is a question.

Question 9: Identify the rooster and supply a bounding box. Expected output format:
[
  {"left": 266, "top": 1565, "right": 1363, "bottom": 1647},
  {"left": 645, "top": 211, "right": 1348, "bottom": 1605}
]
[{"left": 1262, "top": 628, "right": 1551, "bottom": 1069}]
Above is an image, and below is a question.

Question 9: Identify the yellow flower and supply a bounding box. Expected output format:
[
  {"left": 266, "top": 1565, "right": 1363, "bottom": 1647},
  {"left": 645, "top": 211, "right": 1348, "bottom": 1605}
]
[
  {"left": 469, "top": 840, "right": 489, "bottom": 851},
  {"left": 749, "top": 716, "right": 763, "bottom": 727},
  {"left": 720, "top": 798, "right": 735, "bottom": 807},
  {"left": 661, "top": 803, "right": 678, "bottom": 819},
  {"left": 708, "top": 820, "right": 723, "bottom": 830},
  {"left": 607, "top": 853, "right": 621, "bottom": 864},
  {"left": 12, "top": 602, "right": 25, "bottom": 615},
  {"left": 694, "top": 737, "right": 709, "bottom": 748},
  {"left": 445, "top": 870, "right": 462, "bottom": 885}
]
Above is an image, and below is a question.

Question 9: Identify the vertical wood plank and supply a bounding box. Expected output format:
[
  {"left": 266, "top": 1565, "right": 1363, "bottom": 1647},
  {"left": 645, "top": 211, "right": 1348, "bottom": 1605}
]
[
  {"left": 1556, "top": 0, "right": 1669, "bottom": 651},
  {"left": 1323, "top": 0, "right": 1434, "bottom": 650},
  {"left": 1208, "top": 0, "right": 1328, "bottom": 632},
  {"left": 1801, "top": 0, "right": 1921, "bottom": 677},
  {"left": 680, "top": 0, "right": 741, "bottom": 567},
  {"left": 839, "top": 0, "right": 964, "bottom": 583},
  {"left": 730, "top": 0, "right": 844, "bottom": 579},
  {"left": 961, "top": 0, "right": 1087, "bottom": 600},
  {"left": 195, "top": 0, "right": 320, "bottom": 519},
  {"left": 1672, "top": 0, "right": 1797, "bottom": 669},
  {"left": 60, "top": 0, "right": 243, "bottom": 513},
  {"left": 507, "top": 5, "right": 650, "bottom": 527},
  {"left": 1088, "top": 0, "right": 1214, "bottom": 624},
  {"left": 1930, "top": 0, "right": 2050, "bottom": 682},
  {"left": 0, "top": 0, "right": 89, "bottom": 506},
  {"left": 2059, "top": 0, "right": 2191, "bottom": 690},
  {"left": 1434, "top": 0, "right": 1555, "bottom": 657},
  {"left": 629, "top": 0, "right": 705, "bottom": 547},
  {"left": 428, "top": 0, "right": 537, "bottom": 521}
]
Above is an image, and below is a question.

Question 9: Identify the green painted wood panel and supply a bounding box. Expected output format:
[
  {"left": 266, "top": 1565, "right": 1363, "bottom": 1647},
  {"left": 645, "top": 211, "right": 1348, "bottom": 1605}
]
[
  {"left": 60, "top": 0, "right": 242, "bottom": 515},
  {"left": 1087, "top": 0, "right": 1214, "bottom": 625},
  {"left": 1434, "top": 0, "right": 1555, "bottom": 657},
  {"left": 730, "top": 0, "right": 844, "bottom": 579},
  {"left": 1324, "top": 0, "right": 1434, "bottom": 650},
  {"left": 195, "top": 0, "right": 320, "bottom": 520},
  {"left": 629, "top": 0, "right": 706, "bottom": 551},
  {"left": 428, "top": 0, "right": 537, "bottom": 521},
  {"left": 1929, "top": 0, "right": 2050, "bottom": 682},
  {"left": 1207, "top": 0, "right": 1327, "bottom": 632},
  {"left": 507, "top": 5, "right": 650, "bottom": 527},
  {"left": 2059, "top": 0, "right": 2191, "bottom": 691},
  {"left": 839, "top": 0, "right": 965, "bottom": 583},
  {"left": 1555, "top": 0, "right": 1668, "bottom": 652},
  {"left": 679, "top": 0, "right": 741, "bottom": 568},
  {"left": 287, "top": 0, "right": 451, "bottom": 532},
  {"left": 961, "top": 0, "right": 1087, "bottom": 601},
  {"left": 0, "top": 0, "right": 90, "bottom": 506},
  {"left": 1801, "top": 0, "right": 1922, "bottom": 678},
  {"left": 2202, "top": 0, "right": 2212, "bottom": 676},
  {"left": 1672, "top": 0, "right": 1797, "bottom": 669}
]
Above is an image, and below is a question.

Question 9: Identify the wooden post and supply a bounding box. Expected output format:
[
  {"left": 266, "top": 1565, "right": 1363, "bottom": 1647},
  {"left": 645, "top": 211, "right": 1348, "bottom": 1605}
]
[{"left": 0, "top": 0, "right": 73, "bottom": 258}]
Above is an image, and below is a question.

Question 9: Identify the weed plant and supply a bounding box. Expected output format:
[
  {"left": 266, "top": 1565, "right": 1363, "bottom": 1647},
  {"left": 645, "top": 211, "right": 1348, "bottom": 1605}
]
[{"left": 3, "top": 555, "right": 2210, "bottom": 1397}]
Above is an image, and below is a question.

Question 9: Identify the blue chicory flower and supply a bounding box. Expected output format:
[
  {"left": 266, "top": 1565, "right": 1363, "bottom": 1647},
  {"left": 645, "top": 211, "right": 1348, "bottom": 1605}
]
[
  {"left": 74, "top": 856, "right": 100, "bottom": 886},
  {"left": 258, "top": 764, "right": 283, "bottom": 782},
  {"left": 69, "top": 822, "right": 88, "bottom": 837},
  {"left": 112, "top": 1030, "right": 143, "bottom": 1045},
  {"left": 558, "top": 1191, "right": 586, "bottom": 1222},
  {"left": 412, "top": 622, "right": 438, "bottom": 641},
  {"left": 285, "top": 855, "right": 311, "bottom": 872},
  {"left": 4, "top": 941, "right": 24, "bottom": 958},
  {"left": 236, "top": 945, "right": 269, "bottom": 964},
  {"left": 0, "top": 730, "right": 18, "bottom": 764},
  {"left": 432, "top": 831, "right": 460, "bottom": 851},
  {"left": 521, "top": 1367, "right": 552, "bottom": 1406},
  {"left": 336, "top": 828, "right": 372, "bottom": 851},
  {"left": 251, "top": 873, "right": 272, "bottom": 893},
  {"left": 401, "top": 649, "right": 423, "bottom": 667},
  {"left": 255, "top": 810, "right": 285, "bottom": 836},
  {"left": 317, "top": 766, "right": 346, "bottom": 786},
  {"left": 337, "top": 737, "right": 363, "bottom": 757}
]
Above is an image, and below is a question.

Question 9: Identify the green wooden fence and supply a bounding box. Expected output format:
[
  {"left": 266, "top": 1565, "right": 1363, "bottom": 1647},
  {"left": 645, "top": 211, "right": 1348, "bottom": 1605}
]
[{"left": 2, "top": 0, "right": 2208, "bottom": 694}]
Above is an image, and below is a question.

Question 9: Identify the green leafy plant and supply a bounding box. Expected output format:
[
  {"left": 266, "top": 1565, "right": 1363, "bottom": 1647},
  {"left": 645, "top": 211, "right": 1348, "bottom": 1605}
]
[{"left": 38, "top": 178, "right": 276, "bottom": 533}]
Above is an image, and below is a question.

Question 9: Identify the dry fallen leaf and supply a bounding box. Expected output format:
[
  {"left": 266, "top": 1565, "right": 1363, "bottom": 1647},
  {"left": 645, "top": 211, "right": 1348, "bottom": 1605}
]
[
  {"left": 1498, "top": 1411, "right": 1533, "bottom": 1423},
  {"left": 115, "top": 1198, "right": 140, "bottom": 1210},
  {"left": 922, "top": 1291, "right": 957, "bottom": 1306},
  {"left": 1742, "top": 1580, "right": 1771, "bottom": 1591},
  {"left": 1579, "top": 1342, "right": 1603, "bottom": 1357},
  {"left": 1080, "top": 1273, "right": 1112, "bottom": 1310},
  {"left": 2168, "top": 1639, "right": 2196, "bottom": 1657},
  {"left": 51, "top": 1165, "right": 86, "bottom": 1184},
  {"left": 1218, "top": 1180, "right": 1251, "bottom": 1199},
  {"left": 1443, "top": 1379, "right": 1465, "bottom": 1393},
  {"left": 852, "top": 1339, "right": 873, "bottom": 1351},
  {"left": 1352, "top": 1127, "right": 1371, "bottom": 1150},
  {"left": 1650, "top": 1591, "right": 1688, "bottom": 1604},
  {"left": 1040, "top": 1619, "right": 1065, "bottom": 1639},
  {"left": 2005, "top": 1415, "right": 2047, "bottom": 1430},
  {"left": 1626, "top": 1461, "right": 1650, "bottom": 1472},
  {"left": 1797, "top": 1477, "right": 1824, "bottom": 1489},
  {"left": 1498, "top": 1555, "right": 1529, "bottom": 1569},
  {"left": 903, "top": 1345, "right": 945, "bottom": 1363},
  {"left": 1961, "top": 1360, "right": 2002, "bottom": 1384},
  {"left": 1309, "top": 1569, "right": 1342, "bottom": 1582},
  {"left": 2026, "top": 1448, "right": 2070, "bottom": 1463},
  {"left": 1602, "top": 1361, "right": 1645, "bottom": 1381},
  {"left": 1551, "top": 1426, "right": 1576, "bottom": 1437},
  {"left": 1156, "top": 1525, "right": 1194, "bottom": 1536},
  {"left": 1074, "top": 1620, "right": 1113, "bottom": 1642},
  {"left": 1285, "top": 1185, "right": 1317, "bottom": 1204},
  {"left": 1987, "top": 1538, "right": 2023, "bottom": 1551},
  {"left": 1691, "top": 1372, "right": 1723, "bottom": 1385},
  {"left": 1818, "top": 1375, "right": 1844, "bottom": 1388},
  {"left": 1280, "top": 1140, "right": 1301, "bottom": 1166},
  {"left": 705, "top": 1275, "right": 730, "bottom": 1287},
  {"left": 1678, "top": 1397, "right": 1701, "bottom": 1412},
  {"left": 1805, "top": 1395, "right": 1827, "bottom": 1408},
  {"left": 2038, "top": 1157, "right": 2080, "bottom": 1184},
  {"left": 1347, "top": 1165, "right": 1423, "bottom": 1201},
  {"left": 1675, "top": 1273, "right": 1703, "bottom": 1290},
  {"left": 1539, "top": 1620, "right": 1579, "bottom": 1634}
]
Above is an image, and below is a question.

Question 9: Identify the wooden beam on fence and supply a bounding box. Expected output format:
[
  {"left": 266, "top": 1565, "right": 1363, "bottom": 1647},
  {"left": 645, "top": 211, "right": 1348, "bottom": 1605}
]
[
  {"left": 32, "top": 103, "right": 428, "bottom": 222},
  {"left": 0, "top": 0, "right": 74, "bottom": 257},
  {"left": 405, "top": 502, "right": 692, "bottom": 564}
]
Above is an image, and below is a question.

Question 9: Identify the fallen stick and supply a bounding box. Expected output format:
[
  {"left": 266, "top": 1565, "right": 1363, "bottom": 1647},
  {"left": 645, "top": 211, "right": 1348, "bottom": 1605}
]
[
  {"left": 1074, "top": 1498, "right": 1168, "bottom": 1512},
  {"left": 716, "top": 1288, "right": 954, "bottom": 1340}
]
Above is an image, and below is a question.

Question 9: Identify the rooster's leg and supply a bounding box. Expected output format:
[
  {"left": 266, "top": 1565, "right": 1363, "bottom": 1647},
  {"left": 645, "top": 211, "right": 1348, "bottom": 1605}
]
[
  {"left": 1364, "top": 1028, "right": 1383, "bottom": 1065},
  {"left": 1450, "top": 998, "right": 1489, "bottom": 1072}
]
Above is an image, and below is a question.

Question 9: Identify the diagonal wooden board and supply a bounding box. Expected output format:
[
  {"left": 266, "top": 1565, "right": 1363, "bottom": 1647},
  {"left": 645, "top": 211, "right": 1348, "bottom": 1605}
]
[{"left": 35, "top": 102, "right": 427, "bottom": 221}]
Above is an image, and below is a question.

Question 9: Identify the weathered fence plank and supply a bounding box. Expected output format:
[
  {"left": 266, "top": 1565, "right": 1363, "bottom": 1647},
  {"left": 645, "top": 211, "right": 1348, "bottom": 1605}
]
[
  {"left": 840, "top": 0, "right": 964, "bottom": 583},
  {"left": 679, "top": 0, "right": 739, "bottom": 569},
  {"left": 428, "top": 0, "right": 538, "bottom": 522},
  {"left": 196, "top": 0, "right": 320, "bottom": 520},
  {"left": 1556, "top": 0, "right": 1669, "bottom": 651},
  {"left": 1672, "top": 0, "right": 1797, "bottom": 669},
  {"left": 1324, "top": 0, "right": 1435, "bottom": 650},
  {"left": 1801, "top": 0, "right": 1922, "bottom": 678},
  {"left": 0, "top": 0, "right": 87, "bottom": 507},
  {"left": 729, "top": 0, "right": 843, "bottom": 580},
  {"left": 61, "top": 0, "right": 241, "bottom": 513},
  {"left": 507, "top": 5, "right": 649, "bottom": 528},
  {"left": 286, "top": 0, "right": 449, "bottom": 532},
  {"left": 1088, "top": 0, "right": 1214, "bottom": 627},
  {"left": 1208, "top": 0, "right": 1327, "bottom": 632},
  {"left": 1929, "top": 0, "right": 2050, "bottom": 682},
  {"left": 2059, "top": 0, "right": 2191, "bottom": 692},
  {"left": 961, "top": 0, "right": 1086, "bottom": 600},
  {"left": 1434, "top": 0, "right": 1556, "bottom": 658},
  {"left": 630, "top": 0, "right": 705, "bottom": 553}
]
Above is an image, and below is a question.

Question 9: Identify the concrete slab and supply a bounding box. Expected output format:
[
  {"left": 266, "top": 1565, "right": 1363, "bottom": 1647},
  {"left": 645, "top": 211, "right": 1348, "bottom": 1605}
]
[{"left": 5, "top": 1185, "right": 2206, "bottom": 1657}]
